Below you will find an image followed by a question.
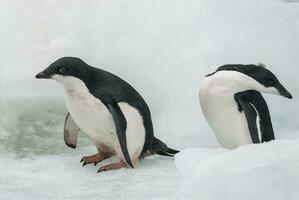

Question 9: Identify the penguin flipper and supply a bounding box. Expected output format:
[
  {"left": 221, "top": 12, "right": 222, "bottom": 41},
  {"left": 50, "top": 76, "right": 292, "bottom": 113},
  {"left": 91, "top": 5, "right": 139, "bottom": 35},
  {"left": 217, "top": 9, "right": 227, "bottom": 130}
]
[
  {"left": 235, "top": 92, "right": 261, "bottom": 144},
  {"left": 107, "top": 103, "right": 134, "bottom": 168},
  {"left": 235, "top": 90, "right": 275, "bottom": 142},
  {"left": 64, "top": 113, "right": 80, "bottom": 149},
  {"left": 241, "top": 90, "right": 275, "bottom": 142}
]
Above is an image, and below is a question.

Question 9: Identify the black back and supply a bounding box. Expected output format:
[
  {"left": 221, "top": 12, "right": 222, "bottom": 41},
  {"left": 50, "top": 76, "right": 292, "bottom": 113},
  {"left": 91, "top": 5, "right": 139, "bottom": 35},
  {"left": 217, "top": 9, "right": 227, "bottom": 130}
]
[{"left": 84, "top": 66, "right": 155, "bottom": 155}]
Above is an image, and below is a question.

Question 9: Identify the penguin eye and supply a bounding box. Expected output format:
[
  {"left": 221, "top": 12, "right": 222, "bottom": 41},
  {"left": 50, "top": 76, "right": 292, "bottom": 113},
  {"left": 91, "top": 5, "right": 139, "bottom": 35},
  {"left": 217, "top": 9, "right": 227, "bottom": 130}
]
[{"left": 58, "top": 67, "right": 66, "bottom": 74}]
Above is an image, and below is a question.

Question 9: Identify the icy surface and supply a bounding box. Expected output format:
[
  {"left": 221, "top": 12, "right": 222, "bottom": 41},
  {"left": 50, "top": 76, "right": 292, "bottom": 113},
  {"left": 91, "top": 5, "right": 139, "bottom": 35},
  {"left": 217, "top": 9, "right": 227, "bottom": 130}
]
[
  {"left": 0, "top": 98, "right": 181, "bottom": 200},
  {"left": 175, "top": 140, "right": 299, "bottom": 200},
  {"left": 0, "top": 155, "right": 179, "bottom": 200},
  {"left": 0, "top": 0, "right": 298, "bottom": 199}
]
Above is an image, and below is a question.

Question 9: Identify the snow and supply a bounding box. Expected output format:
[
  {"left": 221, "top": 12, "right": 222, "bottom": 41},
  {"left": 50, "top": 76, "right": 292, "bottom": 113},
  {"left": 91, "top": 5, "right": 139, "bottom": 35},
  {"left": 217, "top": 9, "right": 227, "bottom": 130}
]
[
  {"left": 175, "top": 140, "right": 299, "bottom": 200},
  {"left": 0, "top": 155, "right": 179, "bottom": 200},
  {"left": 0, "top": 0, "right": 299, "bottom": 199}
]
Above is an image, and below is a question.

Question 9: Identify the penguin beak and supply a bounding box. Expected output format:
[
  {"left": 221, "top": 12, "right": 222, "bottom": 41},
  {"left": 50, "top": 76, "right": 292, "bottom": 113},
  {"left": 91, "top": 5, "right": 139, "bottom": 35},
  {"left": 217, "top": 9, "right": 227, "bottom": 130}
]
[
  {"left": 275, "top": 83, "right": 293, "bottom": 99},
  {"left": 35, "top": 72, "right": 51, "bottom": 79}
]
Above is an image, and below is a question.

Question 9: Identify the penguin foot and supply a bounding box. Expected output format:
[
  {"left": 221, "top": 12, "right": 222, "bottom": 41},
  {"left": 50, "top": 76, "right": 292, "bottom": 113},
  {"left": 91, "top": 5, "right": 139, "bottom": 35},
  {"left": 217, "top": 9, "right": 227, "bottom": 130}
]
[
  {"left": 80, "top": 153, "right": 111, "bottom": 167},
  {"left": 97, "top": 161, "right": 127, "bottom": 173}
]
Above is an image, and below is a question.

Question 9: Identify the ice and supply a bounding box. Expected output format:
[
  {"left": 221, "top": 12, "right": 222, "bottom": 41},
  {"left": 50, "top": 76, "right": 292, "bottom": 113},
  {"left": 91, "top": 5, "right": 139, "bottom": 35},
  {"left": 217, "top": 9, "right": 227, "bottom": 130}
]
[
  {"left": 175, "top": 140, "right": 299, "bottom": 200},
  {"left": 0, "top": 0, "right": 298, "bottom": 199},
  {"left": 0, "top": 155, "right": 180, "bottom": 200}
]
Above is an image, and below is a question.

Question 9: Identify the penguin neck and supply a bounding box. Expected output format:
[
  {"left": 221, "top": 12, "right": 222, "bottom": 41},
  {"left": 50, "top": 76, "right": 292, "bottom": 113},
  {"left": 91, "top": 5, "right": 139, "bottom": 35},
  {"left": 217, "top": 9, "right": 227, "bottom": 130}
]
[
  {"left": 64, "top": 77, "right": 91, "bottom": 99},
  {"left": 52, "top": 75, "right": 91, "bottom": 99}
]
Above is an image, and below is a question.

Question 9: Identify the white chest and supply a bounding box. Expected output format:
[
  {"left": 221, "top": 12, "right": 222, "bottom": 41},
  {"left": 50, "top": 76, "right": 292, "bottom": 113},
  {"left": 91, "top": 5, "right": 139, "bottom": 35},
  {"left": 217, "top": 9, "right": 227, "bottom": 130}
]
[
  {"left": 53, "top": 75, "right": 146, "bottom": 161},
  {"left": 199, "top": 73, "right": 253, "bottom": 149},
  {"left": 64, "top": 83, "right": 118, "bottom": 149}
]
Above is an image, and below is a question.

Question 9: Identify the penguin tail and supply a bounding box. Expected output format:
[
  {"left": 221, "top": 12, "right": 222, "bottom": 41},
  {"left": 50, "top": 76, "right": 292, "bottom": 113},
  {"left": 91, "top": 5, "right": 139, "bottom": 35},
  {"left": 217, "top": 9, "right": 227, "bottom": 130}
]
[{"left": 151, "top": 137, "right": 179, "bottom": 157}]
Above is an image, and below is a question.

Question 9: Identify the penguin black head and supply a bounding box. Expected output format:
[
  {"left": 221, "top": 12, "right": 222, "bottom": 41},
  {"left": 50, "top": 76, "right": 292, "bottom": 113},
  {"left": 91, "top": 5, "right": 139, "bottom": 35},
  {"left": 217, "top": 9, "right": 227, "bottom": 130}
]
[
  {"left": 206, "top": 64, "right": 293, "bottom": 99},
  {"left": 36, "top": 57, "right": 90, "bottom": 82}
]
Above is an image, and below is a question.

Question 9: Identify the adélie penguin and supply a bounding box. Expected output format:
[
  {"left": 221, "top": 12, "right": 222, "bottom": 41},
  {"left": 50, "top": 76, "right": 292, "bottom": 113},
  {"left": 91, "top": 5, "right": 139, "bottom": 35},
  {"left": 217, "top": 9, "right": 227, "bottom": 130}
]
[
  {"left": 36, "top": 57, "right": 178, "bottom": 172},
  {"left": 199, "top": 64, "right": 292, "bottom": 149}
]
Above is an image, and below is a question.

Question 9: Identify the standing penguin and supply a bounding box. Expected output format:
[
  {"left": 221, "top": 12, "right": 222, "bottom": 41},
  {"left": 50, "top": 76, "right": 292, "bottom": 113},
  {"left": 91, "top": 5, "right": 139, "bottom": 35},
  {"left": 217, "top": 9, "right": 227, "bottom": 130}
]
[
  {"left": 36, "top": 57, "right": 178, "bottom": 172},
  {"left": 199, "top": 64, "right": 292, "bottom": 149}
]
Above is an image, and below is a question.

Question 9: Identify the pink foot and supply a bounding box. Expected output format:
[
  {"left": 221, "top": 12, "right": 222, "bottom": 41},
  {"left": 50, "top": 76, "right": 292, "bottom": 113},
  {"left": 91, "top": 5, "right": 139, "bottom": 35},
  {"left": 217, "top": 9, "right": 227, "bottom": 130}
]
[
  {"left": 97, "top": 161, "right": 128, "bottom": 173},
  {"left": 80, "top": 153, "right": 111, "bottom": 166}
]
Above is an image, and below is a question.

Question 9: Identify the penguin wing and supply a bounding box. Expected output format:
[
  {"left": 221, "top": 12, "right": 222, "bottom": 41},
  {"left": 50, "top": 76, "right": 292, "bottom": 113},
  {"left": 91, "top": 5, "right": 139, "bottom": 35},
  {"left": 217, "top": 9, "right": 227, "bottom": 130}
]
[
  {"left": 235, "top": 91, "right": 260, "bottom": 143},
  {"left": 64, "top": 113, "right": 80, "bottom": 149},
  {"left": 235, "top": 90, "right": 275, "bottom": 143},
  {"left": 107, "top": 103, "right": 134, "bottom": 168},
  {"left": 242, "top": 90, "right": 275, "bottom": 142}
]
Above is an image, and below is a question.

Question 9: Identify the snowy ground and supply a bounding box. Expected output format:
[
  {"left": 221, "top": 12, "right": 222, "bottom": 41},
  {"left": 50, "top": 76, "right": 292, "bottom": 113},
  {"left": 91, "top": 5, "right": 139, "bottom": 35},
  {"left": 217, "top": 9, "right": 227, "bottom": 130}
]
[
  {"left": 0, "top": 154, "right": 179, "bottom": 200},
  {"left": 1, "top": 0, "right": 299, "bottom": 199},
  {"left": 0, "top": 97, "right": 182, "bottom": 200},
  {"left": 0, "top": 96, "right": 298, "bottom": 200},
  {"left": 175, "top": 140, "right": 299, "bottom": 200}
]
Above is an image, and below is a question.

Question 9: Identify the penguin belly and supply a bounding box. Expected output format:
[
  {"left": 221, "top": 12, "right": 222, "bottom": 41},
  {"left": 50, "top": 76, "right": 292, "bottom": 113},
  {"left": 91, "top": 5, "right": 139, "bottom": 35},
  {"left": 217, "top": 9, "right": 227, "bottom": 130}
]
[
  {"left": 64, "top": 86, "right": 145, "bottom": 162},
  {"left": 199, "top": 85, "right": 253, "bottom": 149}
]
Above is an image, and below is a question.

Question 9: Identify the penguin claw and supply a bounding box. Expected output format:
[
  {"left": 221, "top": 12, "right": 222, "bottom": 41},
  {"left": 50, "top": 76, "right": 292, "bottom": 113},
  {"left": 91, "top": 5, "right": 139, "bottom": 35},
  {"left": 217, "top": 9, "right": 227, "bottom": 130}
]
[
  {"left": 80, "top": 153, "right": 112, "bottom": 167},
  {"left": 96, "top": 161, "right": 127, "bottom": 173},
  {"left": 97, "top": 167, "right": 105, "bottom": 173}
]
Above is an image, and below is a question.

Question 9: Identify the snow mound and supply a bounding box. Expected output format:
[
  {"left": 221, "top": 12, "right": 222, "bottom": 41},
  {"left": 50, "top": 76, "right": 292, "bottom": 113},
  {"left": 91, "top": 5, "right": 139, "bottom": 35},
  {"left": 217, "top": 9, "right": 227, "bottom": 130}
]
[{"left": 175, "top": 140, "right": 299, "bottom": 200}]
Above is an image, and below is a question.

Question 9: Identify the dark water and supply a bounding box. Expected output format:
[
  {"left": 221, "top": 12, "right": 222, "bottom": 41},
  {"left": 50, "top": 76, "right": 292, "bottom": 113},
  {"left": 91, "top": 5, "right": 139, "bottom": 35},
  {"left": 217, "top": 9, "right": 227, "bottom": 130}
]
[{"left": 0, "top": 97, "right": 91, "bottom": 158}]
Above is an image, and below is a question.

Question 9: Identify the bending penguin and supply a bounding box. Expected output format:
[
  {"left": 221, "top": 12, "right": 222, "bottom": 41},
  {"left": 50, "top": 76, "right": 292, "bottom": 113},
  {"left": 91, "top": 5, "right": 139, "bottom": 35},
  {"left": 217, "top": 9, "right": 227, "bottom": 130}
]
[
  {"left": 199, "top": 64, "right": 292, "bottom": 149},
  {"left": 36, "top": 57, "right": 178, "bottom": 172}
]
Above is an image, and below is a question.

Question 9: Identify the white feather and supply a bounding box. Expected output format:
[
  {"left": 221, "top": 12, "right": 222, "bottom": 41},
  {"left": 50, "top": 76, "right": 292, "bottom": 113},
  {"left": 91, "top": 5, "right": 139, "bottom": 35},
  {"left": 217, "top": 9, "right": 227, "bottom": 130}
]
[{"left": 250, "top": 103, "right": 262, "bottom": 142}]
